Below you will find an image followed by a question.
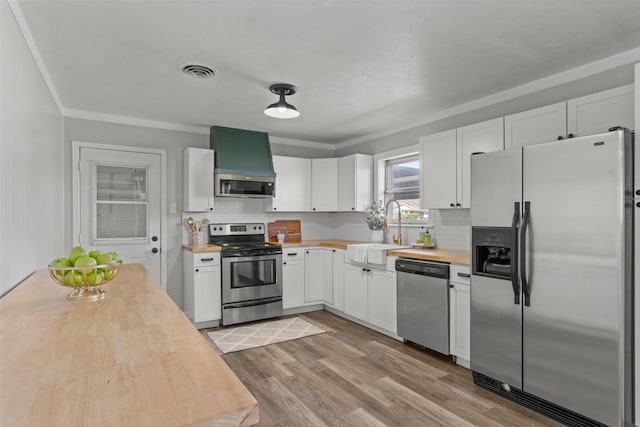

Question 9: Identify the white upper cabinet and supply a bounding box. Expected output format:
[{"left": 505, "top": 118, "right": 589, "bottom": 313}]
[
  {"left": 504, "top": 85, "right": 634, "bottom": 150},
  {"left": 338, "top": 154, "right": 373, "bottom": 212},
  {"left": 457, "top": 118, "right": 504, "bottom": 209},
  {"left": 567, "top": 84, "right": 635, "bottom": 137},
  {"left": 267, "top": 156, "right": 312, "bottom": 212},
  {"left": 311, "top": 158, "right": 338, "bottom": 211},
  {"left": 420, "top": 118, "right": 504, "bottom": 209},
  {"left": 420, "top": 129, "right": 457, "bottom": 209},
  {"left": 504, "top": 102, "right": 567, "bottom": 149},
  {"left": 183, "top": 147, "right": 214, "bottom": 212}
]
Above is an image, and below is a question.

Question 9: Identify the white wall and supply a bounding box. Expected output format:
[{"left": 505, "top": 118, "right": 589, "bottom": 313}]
[
  {"left": 63, "top": 117, "right": 208, "bottom": 305},
  {"left": 0, "top": 0, "right": 64, "bottom": 296}
]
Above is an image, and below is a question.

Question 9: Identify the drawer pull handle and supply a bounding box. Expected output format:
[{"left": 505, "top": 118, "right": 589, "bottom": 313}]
[
  {"left": 200, "top": 257, "right": 214, "bottom": 262},
  {"left": 287, "top": 253, "right": 298, "bottom": 256},
  {"left": 457, "top": 272, "right": 471, "bottom": 278}
]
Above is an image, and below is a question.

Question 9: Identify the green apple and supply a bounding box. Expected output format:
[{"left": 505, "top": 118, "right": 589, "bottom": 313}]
[
  {"left": 87, "top": 270, "right": 104, "bottom": 285},
  {"left": 50, "top": 257, "right": 72, "bottom": 282},
  {"left": 102, "top": 267, "right": 115, "bottom": 281},
  {"left": 74, "top": 255, "right": 97, "bottom": 267},
  {"left": 74, "top": 256, "right": 97, "bottom": 278},
  {"left": 96, "top": 253, "right": 114, "bottom": 266},
  {"left": 64, "top": 270, "right": 83, "bottom": 286},
  {"left": 50, "top": 257, "right": 72, "bottom": 268},
  {"left": 89, "top": 251, "right": 103, "bottom": 260},
  {"left": 106, "top": 251, "right": 121, "bottom": 263},
  {"left": 68, "top": 246, "right": 88, "bottom": 264}
]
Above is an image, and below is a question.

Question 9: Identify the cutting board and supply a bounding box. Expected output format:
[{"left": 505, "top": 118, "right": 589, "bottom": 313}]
[{"left": 267, "top": 220, "right": 301, "bottom": 243}]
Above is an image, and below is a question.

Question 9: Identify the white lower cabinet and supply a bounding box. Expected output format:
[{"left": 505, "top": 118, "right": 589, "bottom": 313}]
[
  {"left": 283, "top": 247, "right": 343, "bottom": 310},
  {"left": 344, "top": 263, "right": 368, "bottom": 320},
  {"left": 304, "top": 248, "right": 334, "bottom": 304},
  {"left": 282, "top": 249, "right": 305, "bottom": 309},
  {"left": 330, "top": 249, "right": 344, "bottom": 311},
  {"left": 367, "top": 269, "right": 397, "bottom": 333},
  {"left": 449, "top": 264, "right": 471, "bottom": 367},
  {"left": 182, "top": 250, "right": 221, "bottom": 324},
  {"left": 343, "top": 261, "right": 397, "bottom": 334}
]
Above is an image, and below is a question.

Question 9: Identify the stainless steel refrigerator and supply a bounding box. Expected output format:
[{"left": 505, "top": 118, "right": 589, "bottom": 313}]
[{"left": 470, "top": 128, "right": 634, "bottom": 427}]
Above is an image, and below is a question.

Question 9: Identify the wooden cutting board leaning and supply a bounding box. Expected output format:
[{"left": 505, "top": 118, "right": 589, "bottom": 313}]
[{"left": 267, "top": 220, "right": 301, "bottom": 243}]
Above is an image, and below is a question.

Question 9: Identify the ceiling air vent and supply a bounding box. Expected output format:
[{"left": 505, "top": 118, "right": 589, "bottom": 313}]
[{"left": 181, "top": 64, "right": 216, "bottom": 79}]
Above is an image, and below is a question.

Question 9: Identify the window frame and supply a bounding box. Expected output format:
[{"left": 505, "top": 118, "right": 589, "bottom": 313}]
[{"left": 374, "top": 146, "right": 428, "bottom": 226}]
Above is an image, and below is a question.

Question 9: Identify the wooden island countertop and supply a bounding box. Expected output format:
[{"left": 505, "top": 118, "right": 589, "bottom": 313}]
[{"left": 0, "top": 264, "right": 258, "bottom": 426}]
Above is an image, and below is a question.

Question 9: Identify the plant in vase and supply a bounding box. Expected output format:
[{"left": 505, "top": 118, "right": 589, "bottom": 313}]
[{"left": 365, "top": 200, "right": 386, "bottom": 243}]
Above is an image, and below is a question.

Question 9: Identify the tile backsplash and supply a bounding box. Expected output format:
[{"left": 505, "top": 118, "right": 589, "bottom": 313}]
[{"left": 182, "top": 199, "right": 470, "bottom": 252}]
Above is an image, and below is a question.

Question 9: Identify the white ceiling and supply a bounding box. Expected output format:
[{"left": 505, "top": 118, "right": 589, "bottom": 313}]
[{"left": 15, "top": 0, "right": 640, "bottom": 145}]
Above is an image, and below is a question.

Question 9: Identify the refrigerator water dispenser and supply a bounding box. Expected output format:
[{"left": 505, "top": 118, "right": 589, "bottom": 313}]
[{"left": 471, "top": 226, "right": 515, "bottom": 280}]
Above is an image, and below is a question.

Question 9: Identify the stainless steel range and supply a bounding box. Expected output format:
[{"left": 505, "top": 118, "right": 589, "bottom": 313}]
[{"left": 209, "top": 223, "right": 283, "bottom": 326}]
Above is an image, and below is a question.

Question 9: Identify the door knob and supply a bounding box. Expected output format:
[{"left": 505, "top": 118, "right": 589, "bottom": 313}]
[
  {"left": 152, "top": 248, "right": 159, "bottom": 254},
  {"left": 152, "top": 236, "right": 158, "bottom": 242}
]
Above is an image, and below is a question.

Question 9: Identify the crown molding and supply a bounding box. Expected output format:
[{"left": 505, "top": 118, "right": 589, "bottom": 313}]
[
  {"left": 269, "top": 135, "right": 335, "bottom": 151},
  {"left": 8, "top": 0, "right": 64, "bottom": 115},
  {"left": 336, "top": 47, "right": 640, "bottom": 150},
  {"left": 64, "top": 109, "right": 210, "bottom": 135}
]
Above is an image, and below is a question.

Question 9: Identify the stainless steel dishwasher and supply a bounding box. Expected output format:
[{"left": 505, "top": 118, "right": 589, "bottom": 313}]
[{"left": 396, "top": 258, "right": 450, "bottom": 355}]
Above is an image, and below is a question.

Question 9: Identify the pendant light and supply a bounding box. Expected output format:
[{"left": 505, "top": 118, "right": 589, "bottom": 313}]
[{"left": 264, "top": 83, "right": 300, "bottom": 119}]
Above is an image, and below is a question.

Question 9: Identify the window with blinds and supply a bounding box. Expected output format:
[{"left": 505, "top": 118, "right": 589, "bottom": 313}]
[{"left": 384, "top": 154, "right": 428, "bottom": 223}]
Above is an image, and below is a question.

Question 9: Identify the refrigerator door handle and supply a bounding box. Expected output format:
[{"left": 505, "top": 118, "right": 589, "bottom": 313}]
[
  {"left": 510, "top": 202, "right": 520, "bottom": 305},
  {"left": 520, "top": 201, "right": 531, "bottom": 306}
]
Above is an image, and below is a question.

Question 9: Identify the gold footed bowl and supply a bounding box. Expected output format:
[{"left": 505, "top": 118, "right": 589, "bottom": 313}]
[{"left": 47, "top": 262, "right": 122, "bottom": 301}]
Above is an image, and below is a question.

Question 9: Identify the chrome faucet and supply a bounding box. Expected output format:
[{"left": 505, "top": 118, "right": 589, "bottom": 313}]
[{"left": 384, "top": 200, "right": 403, "bottom": 245}]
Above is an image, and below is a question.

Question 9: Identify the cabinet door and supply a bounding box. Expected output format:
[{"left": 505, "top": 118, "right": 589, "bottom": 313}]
[
  {"left": 504, "top": 102, "right": 567, "bottom": 149},
  {"left": 457, "top": 117, "right": 504, "bottom": 208},
  {"left": 311, "top": 158, "right": 338, "bottom": 211},
  {"left": 194, "top": 266, "right": 221, "bottom": 322},
  {"left": 368, "top": 269, "right": 397, "bottom": 333},
  {"left": 343, "top": 263, "right": 368, "bottom": 321},
  {"left": 304, "top": 249, "right": 333, "bottom": 304},
  {"left": 283, "top": 257, "right": 304, "bottom": 309},
  {"left": 269, "top": 156, "right": 312, "bottom": 212},
  {"left": 330, "top": 249, "right": 344, "bottom": 311},
  {"left": 338, "top": 154, "right": 373, "bottom": 212},
  {"left": 567, "top": 84, "right": 634, "bottom": 137},
  {"left": 183, "top": 147, "right": 214, "bottom": 212},
  {"left": 420, "top": 129, "right": 457, "bottom": 209},
  {"left": 450, "top": 282, "right": 471, "bottom": 364}
]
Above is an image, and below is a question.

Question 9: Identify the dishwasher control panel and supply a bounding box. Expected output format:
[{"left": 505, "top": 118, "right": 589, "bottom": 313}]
[{"left": 395, "top": 258, "right": 449, "bottom": 279}]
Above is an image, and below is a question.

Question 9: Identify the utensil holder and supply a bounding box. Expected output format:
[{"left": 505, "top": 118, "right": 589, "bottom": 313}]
[{"left": 191, "top": 230, "right": 206, "bottom": 248}]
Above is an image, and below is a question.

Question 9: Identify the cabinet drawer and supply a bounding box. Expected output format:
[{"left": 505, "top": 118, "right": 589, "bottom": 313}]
[
  {"left": 193, "top": 252, "right": 220, "bottom": 267},
  {"left": 450, "top": 264, "right": 470, "bottom": 285},
  {"left": 283, "top": 249, "right": 304, "bottom": 260}
]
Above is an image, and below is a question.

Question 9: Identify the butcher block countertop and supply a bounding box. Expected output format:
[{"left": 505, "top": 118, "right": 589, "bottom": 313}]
[
  {"left": 387, "top": 248, "right": 470, "bottom": 265},
  {"left": 281, "top": 240, "right": 470, "bottom": 265},
  {"left": 280, "top": 239, "right": 366, "bottom": 249},
  {"left": 0, "top": 264, "right": 258, "bottom": 427},
  {"left": 182, "top": 244, "right": 222, "bottom": 252}
]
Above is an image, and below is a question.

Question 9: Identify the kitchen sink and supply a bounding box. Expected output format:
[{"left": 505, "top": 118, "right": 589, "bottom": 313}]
[{"left": 346, "top": 243, "right": 412, "bottom": 265}]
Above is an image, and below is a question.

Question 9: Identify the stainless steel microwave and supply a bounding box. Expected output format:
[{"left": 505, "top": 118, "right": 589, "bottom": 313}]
[{"left": 214, "top": 173, "right": 275, "bottom": 198}]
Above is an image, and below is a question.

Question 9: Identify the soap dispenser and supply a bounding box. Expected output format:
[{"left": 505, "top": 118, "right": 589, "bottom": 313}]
[{"left": 423, "top": 228, "right": 432, "bottom": 245}]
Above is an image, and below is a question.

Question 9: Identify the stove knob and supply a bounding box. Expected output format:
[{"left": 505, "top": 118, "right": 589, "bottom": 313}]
[{"left": 253, "top": 226, "right": 257, "bottom": 230}]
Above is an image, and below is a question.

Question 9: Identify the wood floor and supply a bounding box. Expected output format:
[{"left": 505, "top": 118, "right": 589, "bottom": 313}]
[{"left": 216, "top": 311, "right": 561, "bottom": 427}]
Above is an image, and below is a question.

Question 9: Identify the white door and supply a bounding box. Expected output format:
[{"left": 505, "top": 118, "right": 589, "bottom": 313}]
[{"left": 76, "top": 146, "right": 162, "bottom": 284}]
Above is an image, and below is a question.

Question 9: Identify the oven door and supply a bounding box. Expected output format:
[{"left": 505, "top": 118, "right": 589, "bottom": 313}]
[{"left": 222, "top": 253, "right": 283, "bottom": 304}]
